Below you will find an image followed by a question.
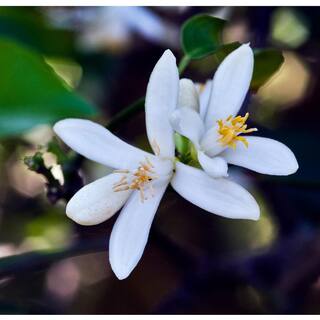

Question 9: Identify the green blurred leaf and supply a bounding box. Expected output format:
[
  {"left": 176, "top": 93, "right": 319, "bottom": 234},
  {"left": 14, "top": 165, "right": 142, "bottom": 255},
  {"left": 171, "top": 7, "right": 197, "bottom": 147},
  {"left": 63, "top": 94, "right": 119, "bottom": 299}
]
[
  {"left": 251, "top": 49, "right": 284, "bottom": 91},
  {"left": 25, "top": 210, "right": 72, "bottom": 249},
  {"left": 181, "top": 14, "right": 226, "bottom": 59},
  {"left": 214, "top": 41, "right": 241, "bottom": 62},
  {"left": 271, "top": 8, "right": 309, "bottom": 48},
  {"left": 0, "top": 39, "right": 97, "bottom": 137},
  {"left": 0, "top": 7, "right": 75, "bottom": 56}
]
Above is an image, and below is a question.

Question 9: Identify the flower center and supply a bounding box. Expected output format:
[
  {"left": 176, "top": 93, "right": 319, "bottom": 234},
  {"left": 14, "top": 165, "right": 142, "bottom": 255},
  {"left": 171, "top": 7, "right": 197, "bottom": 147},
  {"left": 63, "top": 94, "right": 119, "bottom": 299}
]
[
  {"left": 113, "top": 158, "right": 158, "bottom": 202},
  {"left": 217, "top": 113, "right": 257, "bottom": 149}
]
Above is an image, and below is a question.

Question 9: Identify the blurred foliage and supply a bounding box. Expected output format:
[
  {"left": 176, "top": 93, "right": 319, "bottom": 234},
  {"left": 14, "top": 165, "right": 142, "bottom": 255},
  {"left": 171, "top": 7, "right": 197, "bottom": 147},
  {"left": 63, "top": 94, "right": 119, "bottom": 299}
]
[
  {"left": 271, "top": 8, "right": 310, "bottom": 48},
  {"left": 0, "top": 7, "right": 75, "bottom": 56},
  {"left": 0, "top": 39, "right": 97, "bottom": 137},
  {"left": 45, "top": 57, "right": 83, "bottom": 89},
  {"left": 181, "top": 14, "right": 226, "bottom": 59},
  {"left": 24, "top": 208, "right": 73, "bottom": 250},
  {"left": 181, "top": 15, "right": 284, "bottom": 92},
  {"left": 251, "top": 48, "right": 284, "bottom": 91}
]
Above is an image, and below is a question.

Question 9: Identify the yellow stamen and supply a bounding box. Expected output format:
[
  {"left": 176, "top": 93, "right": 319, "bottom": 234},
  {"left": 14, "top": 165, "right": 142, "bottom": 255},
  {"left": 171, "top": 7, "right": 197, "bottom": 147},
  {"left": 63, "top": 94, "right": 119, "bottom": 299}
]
[
  {"left": 217, "top": 113, "right": 257, "bottom": 149},
  {"left": 112, "top": 158, "right": 157, "bottom": 202}
]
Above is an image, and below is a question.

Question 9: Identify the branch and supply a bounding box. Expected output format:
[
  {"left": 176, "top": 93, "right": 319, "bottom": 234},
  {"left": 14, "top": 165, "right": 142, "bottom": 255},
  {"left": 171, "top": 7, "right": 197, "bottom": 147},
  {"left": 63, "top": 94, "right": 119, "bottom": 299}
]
[{"left": 0, "top": 237, "right": 106, "bottom": 278}]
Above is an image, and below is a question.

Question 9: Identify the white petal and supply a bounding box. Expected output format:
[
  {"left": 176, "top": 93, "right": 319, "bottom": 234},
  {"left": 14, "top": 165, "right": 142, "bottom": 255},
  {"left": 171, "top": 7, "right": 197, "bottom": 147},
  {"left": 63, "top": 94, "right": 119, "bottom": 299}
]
[
  {"left": 151, "top": 158, "right": 174, "bottom": 180},
  {"left": 222, "top": 136, "right": 299, "bottom": 176},
  {"left": 171, "top": 162, "right": 260, "bottom": 220},
  {"left": 145, "top": 49, "right": 179, "bottom": 157},
  {"left": 66, "top": 174, "right": 132, "bottom": 226},
  {"left": 178, "top": 78, "right": 200, "bottom": 112},
  {"left": 170, "top": 107, "right": 204, "bottom": 147},
  {"left": 196, "top": 80, "right": 212, "bottom": 120},
  {"left": 109, "top": 179, "right": 169, "bottom": 280},
  {"left": 200, "top": 125, "right": 226, "bottom": 157},
  {"left": 198, "top": 151, "right": 228, "bottom": 178},
  {"left": 54, "top": 119, "right": 152, "bottom": 170},
  {"left": 204, "top": 44, "right": 254, "bottom": 128}
]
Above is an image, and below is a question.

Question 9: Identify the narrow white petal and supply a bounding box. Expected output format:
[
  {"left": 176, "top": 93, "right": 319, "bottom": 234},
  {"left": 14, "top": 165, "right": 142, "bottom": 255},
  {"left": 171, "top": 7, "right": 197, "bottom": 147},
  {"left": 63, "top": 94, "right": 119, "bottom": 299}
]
[
  {"left": 109, "top": 179, "right": 169, "bottom": 280},
  {"left": 145, "top": 49, "right": 179, "bottom": 157},
  {"left": 54, "top": 119, "right": 152, "bottom": 170},
  {"left": 196, "top": 80, "right": 212, "bottom": 120},
  {"left": 66, "top": 174, "right": 132, "bottom": 226},
  {"left": 178, "top": 78, "right": 200, "bottom": 112},
  {"left": 171, "top": 162, "right": 260, "bottom": 220},
  {"left": 198, "top": 151, "right": 228, "bottom": 178},
  {"left": 205, "top": 44, "right": 254, "bottom": 128},
  {"left": 170, "top": 107, "right": 204, "bottom": 147},
  {"left": 222, "top": 136, "right": 299, "bottom": 175},
  {"left": 200, "top": 125, "right": 226, "bottom": 157},
  {"left": 151, "top": 158, "right": 174, "bottom": 180}
]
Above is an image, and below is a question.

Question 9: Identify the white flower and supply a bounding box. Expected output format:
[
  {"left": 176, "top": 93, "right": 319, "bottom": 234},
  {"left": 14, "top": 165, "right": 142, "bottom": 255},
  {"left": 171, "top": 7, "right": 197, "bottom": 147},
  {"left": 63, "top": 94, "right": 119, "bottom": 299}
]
[
  {"left": 54, "top": 49, "right": 260, "bottom": 280},
  {"left": 170, "top": 44, "right": 299, "bottom": 179}
]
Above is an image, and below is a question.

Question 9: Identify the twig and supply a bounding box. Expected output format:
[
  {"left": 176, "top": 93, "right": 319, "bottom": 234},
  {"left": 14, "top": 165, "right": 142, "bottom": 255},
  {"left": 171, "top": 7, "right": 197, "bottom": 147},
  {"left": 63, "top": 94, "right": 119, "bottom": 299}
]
[{"left": 0, "top": 237, "right": 106, "bottom": 278}]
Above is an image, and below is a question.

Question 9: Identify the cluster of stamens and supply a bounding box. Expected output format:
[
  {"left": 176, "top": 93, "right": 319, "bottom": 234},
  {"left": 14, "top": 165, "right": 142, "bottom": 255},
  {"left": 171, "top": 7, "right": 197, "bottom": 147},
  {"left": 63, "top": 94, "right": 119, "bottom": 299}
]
[
  {"left": 217, "top": 113, "right": 257, "bottom": 149},
  {"left": 113, "top": 158, "right": 157, "bottom": 202}
]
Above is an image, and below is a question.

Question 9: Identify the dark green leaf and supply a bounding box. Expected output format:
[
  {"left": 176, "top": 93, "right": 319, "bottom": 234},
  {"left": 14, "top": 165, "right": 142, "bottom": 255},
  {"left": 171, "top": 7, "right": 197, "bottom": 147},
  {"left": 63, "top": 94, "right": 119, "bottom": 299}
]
[
  {"left": 0, "top": 7, "right": 75, "bottom": 57},
  {"left": 251, "top": 49, "right": 284, "bottom": 91},
  {"left": 214, "top": 41, "right": 241, "bottom": 63},
  {"left": 0, "top": 39, "right": 97, "bottom": 137},
  {"left": 181, "top": 14, "right": 226, "bottom": 59}
]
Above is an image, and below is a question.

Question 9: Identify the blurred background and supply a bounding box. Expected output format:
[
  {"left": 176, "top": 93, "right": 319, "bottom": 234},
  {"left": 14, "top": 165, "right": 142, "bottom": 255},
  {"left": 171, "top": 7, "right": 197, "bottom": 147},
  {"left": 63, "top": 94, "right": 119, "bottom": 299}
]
[{"left": 0, "top": 6, "right": 319, "bottom": 314}]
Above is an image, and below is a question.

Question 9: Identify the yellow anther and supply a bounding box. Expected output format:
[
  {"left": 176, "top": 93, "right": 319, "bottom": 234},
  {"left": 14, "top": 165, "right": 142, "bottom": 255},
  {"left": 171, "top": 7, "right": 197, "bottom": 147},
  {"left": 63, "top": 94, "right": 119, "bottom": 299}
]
[
  {"left": 217, "top": 113, "right": 257, "bottom": 149},
  {"left": 113, "top": 158, "right": 157, "bottom": 202}
]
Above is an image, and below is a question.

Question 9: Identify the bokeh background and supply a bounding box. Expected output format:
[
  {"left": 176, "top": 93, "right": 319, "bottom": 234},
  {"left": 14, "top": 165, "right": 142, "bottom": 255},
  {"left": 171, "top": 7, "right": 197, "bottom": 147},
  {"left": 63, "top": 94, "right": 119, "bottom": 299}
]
[{"left": 0, "top": 6, "right": 319, "bottom": 314}]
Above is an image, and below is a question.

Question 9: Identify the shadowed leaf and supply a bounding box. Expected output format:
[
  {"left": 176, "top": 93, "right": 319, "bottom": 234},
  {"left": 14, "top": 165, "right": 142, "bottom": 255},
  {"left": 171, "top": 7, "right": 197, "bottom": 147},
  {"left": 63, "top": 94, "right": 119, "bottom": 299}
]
[
  {"left": 0, "top": 39, "right": 97, "bottom": 137},
  {"left": 181, "top": 14, "right": 226, "bottom": 59}
]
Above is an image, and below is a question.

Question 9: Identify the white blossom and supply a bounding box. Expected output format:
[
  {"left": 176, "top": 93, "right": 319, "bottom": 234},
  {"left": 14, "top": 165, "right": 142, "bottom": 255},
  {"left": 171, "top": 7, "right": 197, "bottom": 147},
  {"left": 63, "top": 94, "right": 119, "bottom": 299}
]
[
  {"left": 170, "top": 44, "right": 299, "bottom": 179},
  {"left": 54, "top": 49, "right": 260, "bottom": 280}
]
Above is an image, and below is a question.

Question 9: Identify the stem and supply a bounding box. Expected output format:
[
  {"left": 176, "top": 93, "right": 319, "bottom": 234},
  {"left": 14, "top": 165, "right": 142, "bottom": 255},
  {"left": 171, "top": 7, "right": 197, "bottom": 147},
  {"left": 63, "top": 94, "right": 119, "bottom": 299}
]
[
  {"left": 178, "top": 55, "right": 191, "bottom": 75},
  {"left": 107, "top": 96, "right": 145, "bottom": 131},
  {"left": 0, "top": 237, "right": 106, "bottom": 277},
  {"left": 0, "top": 225, "right": 194, "bottom": 278}
]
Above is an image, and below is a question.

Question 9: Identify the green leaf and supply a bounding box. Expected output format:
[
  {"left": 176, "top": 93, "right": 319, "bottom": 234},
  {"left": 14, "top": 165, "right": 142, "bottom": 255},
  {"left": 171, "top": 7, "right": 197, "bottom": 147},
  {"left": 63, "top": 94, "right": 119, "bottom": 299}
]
[
  {"left": 214, "top": 41, "right": 241, "bottom": 63},
  {"left": 0, "top": 7, "right": 76, "bottom": 57},
  {"left": 181, "top": 14, "right": 226, "bottom": 59},
  {"left": 0, "top": 39, "right": 97, "bottom": 137},
  {"left": 251, "top": 49, "right": 284, "bottom": 91}
]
